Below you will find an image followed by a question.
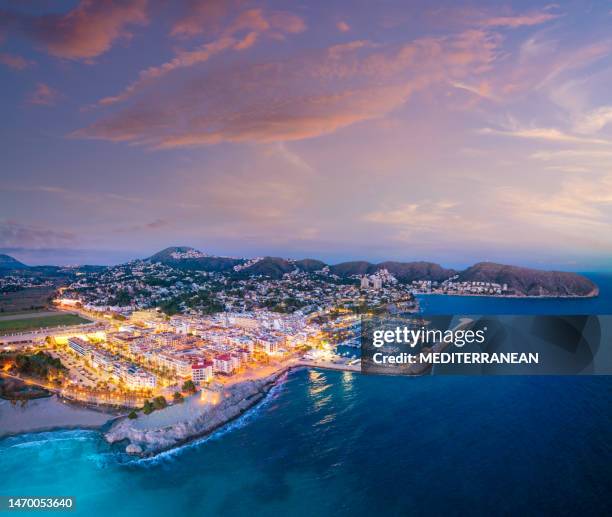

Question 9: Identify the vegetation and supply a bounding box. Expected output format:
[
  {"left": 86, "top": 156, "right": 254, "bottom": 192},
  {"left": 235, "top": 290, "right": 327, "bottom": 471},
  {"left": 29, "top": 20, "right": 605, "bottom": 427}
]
[
  {"left": 142, "top": 400, "right": 154, "bottom": 414},
  {"left": 160, "top": 292, "right": 224, "bottom": 316},
  {"left": 182, "top": 380, "right": 196, "bottom": 394},
  {"left": 108, "top": 290, "right": 132, "bottom": 306},
  {"left": 0, "top": 376, "right": 50, "bottom": 401},
  {"left": 0, "top": 314, "right": 91, "bottom": 334},
  {"left": 0, "top": 286, "right": 57, "bottom": 313},
  {"left": 128, "top": 410, "right": 138, "bottom": 419},
  {"left": 12, "top": 351, "right": 66, "bottom": 380},
  {"left": 173, "top": 391, "right": 184, "bottom": 403},
  {"left": 152, "top": 395, "right": 167, "bottom": 410}
]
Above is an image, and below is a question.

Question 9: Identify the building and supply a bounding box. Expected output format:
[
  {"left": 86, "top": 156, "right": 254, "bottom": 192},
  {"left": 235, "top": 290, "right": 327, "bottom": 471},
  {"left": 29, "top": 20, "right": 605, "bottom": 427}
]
[
  {"left": 213, "top": 354, "right": 234, "bottom": 374},
  {"left": 123, "top": 366, "right": 156, "bottom": 390},
  {"left": 156, "top": 352, "right": 192, "bottom": 378},
  {"left": 257, "top": 337, "right": 280, "bottom": 354},
  {"left": 371, "top": 276, "right": 383, "bottom": 290},
  {"left": 191, "top": 359, "right": 214, "bottom": 384},
  {"left": 360, "top": 276, "right": 370, "bottom": 289},
  {"left": 67, "top": 337, "right": 89, "bottom": 357},
  {"left": 89, "top": 349, "right": 113, "bottom": 372}
]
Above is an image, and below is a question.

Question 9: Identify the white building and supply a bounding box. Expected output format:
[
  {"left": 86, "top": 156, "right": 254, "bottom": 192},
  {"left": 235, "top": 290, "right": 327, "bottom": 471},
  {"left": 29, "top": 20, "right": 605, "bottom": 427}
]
[
  {"left": 156, "top": 353, "right": 192, "bottom": 378},
  {"left": 68, "top": 337, "right": 89, "bottom": 356},
  {"left": 191, "top": 360, "right": 214, "bottom": 384},
  {"left": 123, "top": 366, "right": 156, "bottom": 390},
  {"left": 213, "top": 354, "right": 234, "bottom": 374}
]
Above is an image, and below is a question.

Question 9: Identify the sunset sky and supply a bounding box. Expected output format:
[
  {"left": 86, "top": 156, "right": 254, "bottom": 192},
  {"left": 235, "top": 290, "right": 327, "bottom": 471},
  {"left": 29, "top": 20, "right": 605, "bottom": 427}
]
[{"left": 1, "top": 0, "right": 612, "bottom": 268}]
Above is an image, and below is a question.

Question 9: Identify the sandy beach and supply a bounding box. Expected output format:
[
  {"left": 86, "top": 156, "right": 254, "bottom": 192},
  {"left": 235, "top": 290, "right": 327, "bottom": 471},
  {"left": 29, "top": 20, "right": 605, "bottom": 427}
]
[{"left": 0, "top": 395, "right": 115, "bottom": 438}]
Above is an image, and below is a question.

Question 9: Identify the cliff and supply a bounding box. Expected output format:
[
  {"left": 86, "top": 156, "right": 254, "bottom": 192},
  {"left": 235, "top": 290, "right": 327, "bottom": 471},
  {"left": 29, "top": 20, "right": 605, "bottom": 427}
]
[
  {"left": 105, "top": 371, "right": 287, "bottom": 456},
  {"left": 458, "top": 262, "right": 598, "bottom": 297}
]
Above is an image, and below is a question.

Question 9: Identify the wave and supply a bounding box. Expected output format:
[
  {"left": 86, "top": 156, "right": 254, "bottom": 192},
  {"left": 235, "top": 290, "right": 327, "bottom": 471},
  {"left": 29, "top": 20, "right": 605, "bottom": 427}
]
[
  {"left": 0, "top": 429, "right": 99, "bottom": 450},
  {"left": 123, "top": 372, "right": 290, "bottom": 467}
]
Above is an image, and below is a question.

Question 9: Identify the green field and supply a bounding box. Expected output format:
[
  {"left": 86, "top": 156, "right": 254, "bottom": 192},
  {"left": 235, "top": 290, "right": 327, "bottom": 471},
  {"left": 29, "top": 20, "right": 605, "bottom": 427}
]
[{"left": 0, "top": 314, "right": 91, "bottom": 334}]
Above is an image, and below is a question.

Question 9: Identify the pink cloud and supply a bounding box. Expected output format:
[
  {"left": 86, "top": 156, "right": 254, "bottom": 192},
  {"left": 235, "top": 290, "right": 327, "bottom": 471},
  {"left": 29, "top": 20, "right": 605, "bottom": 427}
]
[
  {"left": 0, "top": 0, "right": 148, "bottom": 60},
  {"left": 480, "top": 11, "right": 560, "bottom": 28},
  {"left": 170, "top": 0, "right": 240, "bottom": 39},
  {"left": 27, "top": 82, "right": 59, "bottom": 106},
  {"left": 75, "top": 29, "right": 500, "bottom": 148},
  {"left": 337, "top": 21, "right": 350, "bottom": 32},
  {"left": 0, "top": 52, "right": 33, "bottom": 70},
  {"left": 97, "top": 7, "right": 306, "bottom": 106}
]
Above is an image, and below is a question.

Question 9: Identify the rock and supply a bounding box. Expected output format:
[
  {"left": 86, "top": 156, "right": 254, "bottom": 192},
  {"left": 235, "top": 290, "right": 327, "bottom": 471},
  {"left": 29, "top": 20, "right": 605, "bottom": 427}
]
[
  {"left": 105, "top": 370, "right": 288, "bottom": 456},
  {"left": 126, "top": 443, "right": 143, "bottom": 455}
]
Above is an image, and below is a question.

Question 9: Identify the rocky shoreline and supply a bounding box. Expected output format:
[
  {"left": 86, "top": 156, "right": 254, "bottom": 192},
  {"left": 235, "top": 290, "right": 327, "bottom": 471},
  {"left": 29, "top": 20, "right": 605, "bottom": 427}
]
[{"left": 105, "top": 367, "right": 294, "bottom": 456}]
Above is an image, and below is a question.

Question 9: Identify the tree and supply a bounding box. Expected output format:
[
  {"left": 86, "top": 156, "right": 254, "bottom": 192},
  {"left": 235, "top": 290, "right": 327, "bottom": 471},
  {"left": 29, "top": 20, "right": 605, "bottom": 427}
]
[
  {"left": 173, "top": 392, "right": 184, "bottom": 403},
  {"left": 142, "top": 400, "right": 154, "bottom": 414},
  {"left": 128, "top": 410, "right": 138, "bottom": 419},
  {"left": 152, "top": 395, "right": 167, "bottom": 410},
  {"left": 182, "top": 380, "right": 196, "bottom": 394}
]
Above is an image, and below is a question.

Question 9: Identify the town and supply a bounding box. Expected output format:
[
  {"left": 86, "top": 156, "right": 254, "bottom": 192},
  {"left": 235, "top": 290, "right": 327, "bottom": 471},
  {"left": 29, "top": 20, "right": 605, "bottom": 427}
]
[{"left": 1, "top": 248, "right": 584, "bottom": 412}]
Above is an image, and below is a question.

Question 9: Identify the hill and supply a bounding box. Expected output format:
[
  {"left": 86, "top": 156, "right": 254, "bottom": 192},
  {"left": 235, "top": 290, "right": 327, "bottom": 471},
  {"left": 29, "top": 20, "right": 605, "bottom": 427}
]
[
  {"left": 144, "top": 247, "right": 597, "bottom": 297},
  {"left": 236, "top": 257, "right": 295, "bottom": 278},
  {"left": 375, "top": 261, "right": 455, "bottom": 282},
  {"left": 0, "top": 254, "right": 28, "bottom": 270},
  {"left": 294, "top": 258, "right": 327, "bottom": 272},
  {"left": 330, "top": 261, "right": 374, "bottom": 276},
  {"left": 328, "top": 261, "right": 455, "bottom": 281},
  {"left": 147, "top": 247, "right": 243, "bottom": 272},
  {"left": 458, "top": 262, "right": 598, "bottom": 297}
]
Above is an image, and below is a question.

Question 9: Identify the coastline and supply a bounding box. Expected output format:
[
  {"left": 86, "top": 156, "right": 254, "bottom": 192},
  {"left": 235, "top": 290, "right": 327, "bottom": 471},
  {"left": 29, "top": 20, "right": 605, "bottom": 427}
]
[
  {"left": 0, "top": 394, "right": 117, "bottom": 438},
  {"left": 0, "top": 362, "right": 359, "bottom": 452},
  {"left": 415, "top": 290, "right": 599, "bottom": 299},
  {"left": 105, "top": 364, "right": 300, "bottom": 456}
]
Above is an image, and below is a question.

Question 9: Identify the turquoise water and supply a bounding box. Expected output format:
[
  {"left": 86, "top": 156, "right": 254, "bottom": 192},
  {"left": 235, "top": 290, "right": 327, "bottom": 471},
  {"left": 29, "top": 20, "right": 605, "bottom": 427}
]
[
  {"left": 1, "top": 273, "right": 611, "bottom": 516},
  {"left": 1, "top": 372, "right": 610, "bottom": 516}
]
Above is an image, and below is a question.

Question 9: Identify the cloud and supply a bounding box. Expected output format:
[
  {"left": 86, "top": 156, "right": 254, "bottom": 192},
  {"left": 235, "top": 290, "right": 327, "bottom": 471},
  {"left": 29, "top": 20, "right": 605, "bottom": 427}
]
[
  {"left": 480, "top": 11, "right": 560, "bottom": 28},
  {"left": 0, "top": 0, "right": 148, "bottom": 60},
  {"left": 97, "top": 7, "right": 305, "bottom": 106},
  {"left": 144, "top": 219, "right": 168, "bottom": 229},
  {"left": 114, "top": 218, "right": 169, "bottom": 233},
  {"left": 337, "top": 21, "right": 350, "bottom": 32},
  {"left": 76, "top": 29, "right": 500, "bottom": 147},
  {"left": 363, "top": 200, "right": 491, "bottom": 242},
  {"left": 478, "top": 126, "right": 610, "bottom": 145},
  {"left": 27, "top": 82, "right": 59, "bottom": 105},
  {"left": 450, "top": 80, "right": 497, "bottom": 100},
  {"left": 170, "top": 0, "right": 237, "bottom": 39},
  {"left": 0, "top": 220, "right": 76, "bottom": 248},
  {"left": 364, "top": 200, "right": 458, "bottom": 229},
  {"left": 499, "top": 174, "right": 612, "bottom": 246},
  {"left": 574, "top": 106, "right": 612, "bottom": 134},
  {"left": 530, "top": 149, "right": 612, "bottom": 161},
  {"left": 0, "top": 52, "right": 33, "bottom": 70}
]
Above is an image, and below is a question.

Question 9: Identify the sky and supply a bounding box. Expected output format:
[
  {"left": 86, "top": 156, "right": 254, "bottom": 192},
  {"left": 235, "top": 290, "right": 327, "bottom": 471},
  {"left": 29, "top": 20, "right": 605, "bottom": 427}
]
[{"left": 1, "top": 0, "right": 612, "bottom": 269}]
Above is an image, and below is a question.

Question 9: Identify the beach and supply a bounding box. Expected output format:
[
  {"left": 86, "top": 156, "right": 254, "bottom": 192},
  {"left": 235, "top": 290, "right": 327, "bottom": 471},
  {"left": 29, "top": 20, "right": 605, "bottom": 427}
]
[
  {"left": 105, "top": 367, "right": 293, "bottom": 455},
  {"left": 0, "top": 395, "right": 115, "bottom": 438}
]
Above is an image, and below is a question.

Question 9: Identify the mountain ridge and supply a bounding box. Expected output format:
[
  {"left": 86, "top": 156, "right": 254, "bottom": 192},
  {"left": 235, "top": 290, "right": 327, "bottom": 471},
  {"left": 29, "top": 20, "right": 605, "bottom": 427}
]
[
  {"left": 145, "top": 247, "right": 598, "bottom": 297},
  {"left": 0, "top": 253, "right": 29, "bottom": 270}
]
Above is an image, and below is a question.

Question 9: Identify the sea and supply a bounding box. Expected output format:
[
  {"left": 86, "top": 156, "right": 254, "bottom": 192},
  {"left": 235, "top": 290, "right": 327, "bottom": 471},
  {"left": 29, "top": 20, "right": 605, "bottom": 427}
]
[{"left": 1, "top": 273, "right": 611, "bottom": 516}]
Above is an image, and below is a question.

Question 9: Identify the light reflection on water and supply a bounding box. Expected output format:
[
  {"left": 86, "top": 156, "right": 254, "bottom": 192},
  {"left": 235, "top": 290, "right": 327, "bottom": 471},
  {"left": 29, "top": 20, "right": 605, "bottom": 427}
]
[{"left": 0, "top": 371, "right": 610, "bottom": 516}]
